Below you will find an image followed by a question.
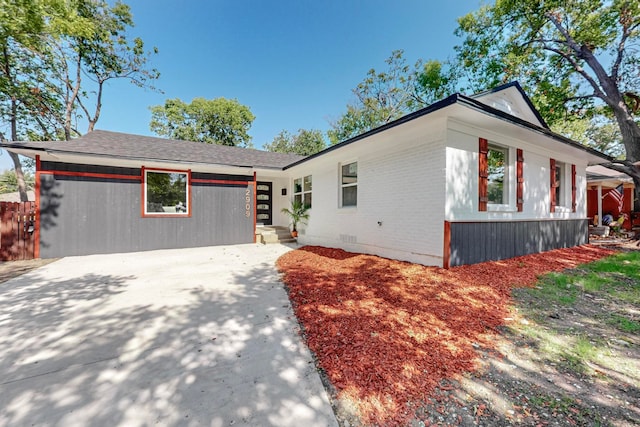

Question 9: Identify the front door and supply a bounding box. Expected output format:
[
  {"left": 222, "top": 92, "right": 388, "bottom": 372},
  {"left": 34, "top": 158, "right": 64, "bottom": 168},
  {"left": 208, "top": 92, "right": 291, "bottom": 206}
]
[{"left": 256, "top": 182, "right": 272, "bottom": 225}]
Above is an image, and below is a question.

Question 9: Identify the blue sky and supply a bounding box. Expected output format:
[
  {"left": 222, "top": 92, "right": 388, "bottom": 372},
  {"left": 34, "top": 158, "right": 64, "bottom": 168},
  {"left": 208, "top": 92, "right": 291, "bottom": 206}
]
[{"left": 1, "top": 0, "right": 483, "bottom": 171}]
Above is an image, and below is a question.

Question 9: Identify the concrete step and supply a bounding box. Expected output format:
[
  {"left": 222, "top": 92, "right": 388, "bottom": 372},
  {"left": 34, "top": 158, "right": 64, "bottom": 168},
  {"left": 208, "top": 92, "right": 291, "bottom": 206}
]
[
  {"left": 256, "top": 226, "right": 296, "bottom": 244},
  {"left": 262, "top": 235, "right": 296, "bottom": 244}
]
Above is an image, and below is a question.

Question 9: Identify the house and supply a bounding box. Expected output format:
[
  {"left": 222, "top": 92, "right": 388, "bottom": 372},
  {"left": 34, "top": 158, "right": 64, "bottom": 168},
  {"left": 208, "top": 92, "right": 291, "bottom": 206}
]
[
  {"left": 586, "top": 165, "right": 637, "bottom": 230},
  {"left": 1, "top": 82, "right": 612, "bottom": 267}
]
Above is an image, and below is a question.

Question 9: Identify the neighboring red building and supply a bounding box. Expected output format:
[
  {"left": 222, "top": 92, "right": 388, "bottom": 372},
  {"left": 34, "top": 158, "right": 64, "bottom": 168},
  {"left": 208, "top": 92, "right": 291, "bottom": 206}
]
[{"left": 586, "top": 165, "right": 635, "bottom": 230}]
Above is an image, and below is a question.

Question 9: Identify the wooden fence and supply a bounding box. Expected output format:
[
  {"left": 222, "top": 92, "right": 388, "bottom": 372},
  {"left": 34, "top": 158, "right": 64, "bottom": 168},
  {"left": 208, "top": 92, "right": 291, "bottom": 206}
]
[{"left": 0, "top": 202, "right": 37, "bottom": 261}]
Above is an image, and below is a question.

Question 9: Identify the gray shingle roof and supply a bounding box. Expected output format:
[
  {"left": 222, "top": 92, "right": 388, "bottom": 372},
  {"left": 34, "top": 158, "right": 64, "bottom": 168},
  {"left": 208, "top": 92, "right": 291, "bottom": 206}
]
[{"left": 2, "top": 130, "right": 305, "bottom": 169}]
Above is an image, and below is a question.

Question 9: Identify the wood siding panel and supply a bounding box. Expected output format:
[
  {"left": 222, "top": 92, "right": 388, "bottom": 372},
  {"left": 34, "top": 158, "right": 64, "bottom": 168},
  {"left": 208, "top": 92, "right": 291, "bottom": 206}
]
[
  {"left": 443, "top": 221, "right": 451, "bottom": 269},
  {"left": 448, "top": 219, "right": 588, "bottom": 267},
  {"left": 550, "top": 158, "right": 556, "bottom": 213},
  {"left": 478, "top": 138, "right": 488, "bottom": 211},
  {"left": 38, "top": 164, "right": 254, "bottom": 258},
  {"left": 571, "top": 164, "right": 577, "bottom": 212},
  {"left": 516, "top": 149, "right": 524, "bottom": 212}
]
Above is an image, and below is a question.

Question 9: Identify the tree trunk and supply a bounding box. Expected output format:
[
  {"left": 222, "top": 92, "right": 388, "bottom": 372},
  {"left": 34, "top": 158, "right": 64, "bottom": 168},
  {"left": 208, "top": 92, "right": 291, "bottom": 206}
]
[
  {"left": 1, "top": 45, "right": 30, "bottom": 202},
  {"left": 7, "top": 97, "right": 30, "bottom": 202},
  {"left": 0, "top": 136, "right": 29, "bottom": 202},
  {"left": 633, "top": 173, "right": 640, "bottom": 213},
  {"left": 613, "top": 110, "right": 640, "bottom": 212},
  {"left": 7, "top": 151, "right": 30, "bottom": 202}
]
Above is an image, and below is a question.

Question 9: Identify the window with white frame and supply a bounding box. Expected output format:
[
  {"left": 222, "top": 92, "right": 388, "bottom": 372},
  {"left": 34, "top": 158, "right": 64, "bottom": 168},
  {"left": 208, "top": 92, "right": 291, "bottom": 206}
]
[
  {"left": 293, "top": 175, "right": 312, "bottom": 208},
  {"left": 144, "top": 169, "right": 189, "bottom": 216},
  {"left": 340, "top": 162, "right": 357, "bottom": 207}
]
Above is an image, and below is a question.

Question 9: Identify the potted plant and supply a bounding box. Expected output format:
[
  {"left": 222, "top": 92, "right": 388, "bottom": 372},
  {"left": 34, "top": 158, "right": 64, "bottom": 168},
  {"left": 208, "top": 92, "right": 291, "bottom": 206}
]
[{"left": 281, "top": 200, "right": 310, "bottom": 238}]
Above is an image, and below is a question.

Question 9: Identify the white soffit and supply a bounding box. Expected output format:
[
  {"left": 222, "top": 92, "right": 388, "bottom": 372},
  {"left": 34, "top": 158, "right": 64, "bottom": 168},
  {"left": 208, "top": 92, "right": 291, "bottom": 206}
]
[
  {"left": 586, "top": 165, "right": 633, "bottom": 188},
  {"left": 473, "top": 85, "right": 546, "bottom": 128},
  {"left": 449, "top": 103, "right": 606, "bottom": 164}
]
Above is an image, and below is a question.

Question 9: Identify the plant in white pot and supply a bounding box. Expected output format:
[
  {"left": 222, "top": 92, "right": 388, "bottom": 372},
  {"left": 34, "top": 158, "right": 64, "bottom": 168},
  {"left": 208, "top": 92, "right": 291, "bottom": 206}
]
[{"left": 281, "top": 200, "right": 309, "bottom": 238}]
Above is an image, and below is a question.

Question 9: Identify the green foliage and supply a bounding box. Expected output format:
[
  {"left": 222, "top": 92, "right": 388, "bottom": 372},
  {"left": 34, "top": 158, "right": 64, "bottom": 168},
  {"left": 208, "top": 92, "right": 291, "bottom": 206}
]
[
  {"left": 327, "top": 51, "right": 464, "bottom": 145},
  {"left": 264, "top": 129, "right": 326, "bottom": 155},
  {"left": 586, "top": 251, "right": 640, "bottom": 278},
  {"left": 453, "top": 0, "right": 640, "bottom": 163},
  {"left": 146, "top": 171, "right": 186, "bottom": 206},
  {"left": 0, "top": 168, "right": 34, "bottom": 193},
  {"left": 149, "top": 97, "right": 255, "bottom": 147},
  {"left": 280, "top": 200, "right": 310, "bottom": 231},
  {"left": 328, "top": 50, "right": 434, "bottom": 144},
  {"left": 327, "top": 104, "right": 390, "bottom": 145},
  {"left": 551, "top": 115, "right": 625, "bottom": 158},
  {"left": 560, "top": 335, "right": 601, "bottom": 374},
  {"left": 413, "top": 59, "right": 460, "bottom": 106},
  {"left": 0, "top": 0, "right": 159, "bottom": 200},
  {"left": 1, "top": 0, "right": 159, "bottom": 141}
]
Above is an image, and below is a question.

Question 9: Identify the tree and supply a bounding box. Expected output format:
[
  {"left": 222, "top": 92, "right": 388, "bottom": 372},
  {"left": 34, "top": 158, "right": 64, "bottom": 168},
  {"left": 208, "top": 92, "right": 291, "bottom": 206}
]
[
  {"left": 328, "top": 50, "right": 460, "bottom": 145},
  {"left": 0, "top": 0, "right": 159, "bottom": 201},
  {"left": 149, "top": 97, "right": 255, "bottom": 148},
  {"left": 1, "top": 0, "right": 68, "bottom": 201},
  {"left": 328, "top": 50, "right": 417, "bottom": 144},
  {"left": 0, "top": 168, "right": 34, "bottom": 194},
  {"left": 53, "top": 0, "right": 160, "bottom": 140},
  {"left": 454, "top": 0, "right": 640, "bottom": 210},
  {"left": 146, "top": 171, "right": 186, "bottom": 210},
  {"left": 553, "top": 115, "right": 625, "bottom": 159},
  {"left": 264, "top": 129, "right": 326, "bottom": 155}
]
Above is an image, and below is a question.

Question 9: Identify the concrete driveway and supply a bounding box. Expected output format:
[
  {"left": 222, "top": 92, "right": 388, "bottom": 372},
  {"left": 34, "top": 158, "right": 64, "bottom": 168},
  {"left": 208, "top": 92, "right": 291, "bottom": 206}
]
[{"left": 0, "top": 244, "right": 338, "bottom": 427}]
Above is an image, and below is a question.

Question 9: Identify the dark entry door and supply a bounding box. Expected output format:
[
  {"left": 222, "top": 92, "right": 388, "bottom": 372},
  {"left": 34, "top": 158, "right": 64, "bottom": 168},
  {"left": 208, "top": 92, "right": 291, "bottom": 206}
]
[{"left": 256, "top": 182, "right": 272, "bottom": 225}]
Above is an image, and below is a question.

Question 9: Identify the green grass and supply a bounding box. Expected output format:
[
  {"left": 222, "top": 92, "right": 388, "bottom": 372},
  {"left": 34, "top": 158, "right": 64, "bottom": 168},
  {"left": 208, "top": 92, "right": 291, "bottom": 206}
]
[
  {"left": 553, "top": 335, "right": 609, "bottom": 374},
  {"left": 529, "top": 273, "right": 577, "bottom": 305},
  {"left": 514, "top": 250, "right": 639, "bottom": 378},
  {"left": 527, "top": 394, "right": 605, "bottom": 425},
  {"left": 529, "top": 251, "right": 640, "bottom": 306},
  {"left": 606, "top": 314, "right": 640, "bottom": 333}
]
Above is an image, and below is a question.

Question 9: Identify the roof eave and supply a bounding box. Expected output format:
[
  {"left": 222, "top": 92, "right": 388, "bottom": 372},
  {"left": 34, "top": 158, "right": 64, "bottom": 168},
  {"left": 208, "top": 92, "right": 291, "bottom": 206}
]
[
  {"left": 283, "top": 94, "right": 460, "bottom": 170},
  {"left": 284, "top": 92, "right": 612, "bottom": 169},
  {"left": 456, "top": 95, "right": 613, "bottom": 163},
  {"left": 2, "top": 145, "right": 257, "bottom": 171}
]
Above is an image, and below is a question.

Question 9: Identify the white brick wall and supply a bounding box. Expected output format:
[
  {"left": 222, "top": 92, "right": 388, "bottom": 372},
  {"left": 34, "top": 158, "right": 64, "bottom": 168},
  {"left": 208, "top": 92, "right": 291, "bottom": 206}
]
[
  {"left": 270, "top": 114, "right": 595, "bottom": 267},
  {"left": 286, "top": 117, "right": 447, "bottom": 266},
  {"left": 445, "top": 120, "right": 590, "bottom": 221}
]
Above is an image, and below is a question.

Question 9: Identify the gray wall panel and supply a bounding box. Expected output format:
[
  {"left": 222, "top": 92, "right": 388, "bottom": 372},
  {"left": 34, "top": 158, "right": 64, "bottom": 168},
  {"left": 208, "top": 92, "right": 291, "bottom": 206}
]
[
  {"left": 39, "top": 168, "right": 254, "bottom": 258},
  {"left": 449, "top": 219, "right": 589, "bottom": 267},
  {"left": 40, "top": 162, "right": 141, "bottom": 176}
]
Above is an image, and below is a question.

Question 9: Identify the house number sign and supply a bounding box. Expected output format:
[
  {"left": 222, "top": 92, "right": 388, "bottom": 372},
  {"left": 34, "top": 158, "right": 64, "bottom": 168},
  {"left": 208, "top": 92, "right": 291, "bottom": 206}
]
[{"left": 245, "top": 188, "right": 251, "bottom": 217}]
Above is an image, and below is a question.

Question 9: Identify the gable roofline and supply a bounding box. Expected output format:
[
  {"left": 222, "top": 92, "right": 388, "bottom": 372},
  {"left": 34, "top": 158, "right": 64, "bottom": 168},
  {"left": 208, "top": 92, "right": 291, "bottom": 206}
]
[
  {"left": 285, "top": 89, "right": 612, "bottom": 170},
  {"left": 284, "top": 94, "right": 460, "bottom": 170},
  {"left": 470, "top": 81, "right": 550, "bottom": 129},
  {"left": 2, "top": 142, "right": 256, "bottom": 170},
  {"left": 0, "top": 129, "right": 304, "bottom": 170},
  {"left": 455, "top": 94, "right": 612, "bottom": 161},
  {"left": 1, "top": 83, "right": 612, "bottom": 171}
]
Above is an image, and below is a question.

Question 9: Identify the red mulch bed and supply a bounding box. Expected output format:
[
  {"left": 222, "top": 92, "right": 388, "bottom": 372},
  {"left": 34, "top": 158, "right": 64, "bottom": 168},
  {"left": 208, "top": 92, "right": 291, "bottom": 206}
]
[{"left": 276, "top": 245, "right": 616, "bottom": 426}]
